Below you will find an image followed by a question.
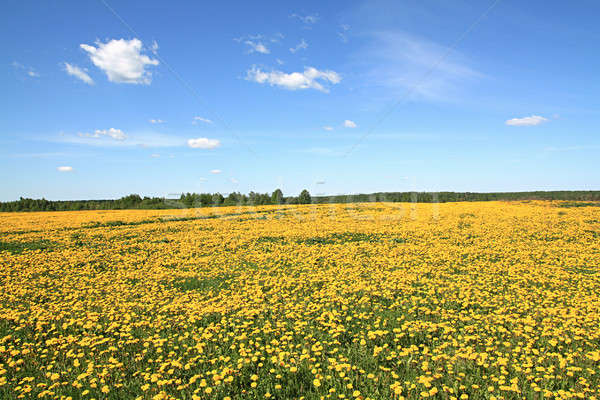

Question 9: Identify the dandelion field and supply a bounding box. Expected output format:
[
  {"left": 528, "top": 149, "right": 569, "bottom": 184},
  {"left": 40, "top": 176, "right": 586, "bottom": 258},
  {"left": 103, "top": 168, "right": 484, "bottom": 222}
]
[{"left": 1, "top": 202, "right": 599, "bottom": 400}]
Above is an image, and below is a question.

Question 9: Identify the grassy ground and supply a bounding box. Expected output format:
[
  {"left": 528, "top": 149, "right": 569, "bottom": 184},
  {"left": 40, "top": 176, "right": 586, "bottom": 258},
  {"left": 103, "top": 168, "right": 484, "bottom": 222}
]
[{"left": 0, "top": 201, "right": 599, "bottom": 399}]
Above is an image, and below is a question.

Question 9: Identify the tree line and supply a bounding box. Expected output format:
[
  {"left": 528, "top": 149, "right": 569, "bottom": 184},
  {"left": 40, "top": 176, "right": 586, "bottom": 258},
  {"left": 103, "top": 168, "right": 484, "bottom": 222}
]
[
  {"left": 1, "top": 190, "right": 599, "bottom": 212},
  {"left": 0, "top": 190, "right": 311, "bottom": 212}
]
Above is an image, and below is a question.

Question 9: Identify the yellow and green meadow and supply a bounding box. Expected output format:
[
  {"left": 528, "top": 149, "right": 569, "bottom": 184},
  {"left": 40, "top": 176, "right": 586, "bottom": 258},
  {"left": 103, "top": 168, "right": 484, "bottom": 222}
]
[{"left": 1, "top": 201, "right": 599, "bottom": 399}]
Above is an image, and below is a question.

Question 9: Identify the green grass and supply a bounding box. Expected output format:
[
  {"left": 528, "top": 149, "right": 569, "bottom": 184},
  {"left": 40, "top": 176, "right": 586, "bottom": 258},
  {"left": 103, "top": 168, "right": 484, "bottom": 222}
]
[
  {"left": 557, "top": 201, "right": 600, "bottom": 208},
  {"left": 298, "top": 232, "right": 382, "bottom": 245},
  {"left": 0, "top": 239, "right": 57, "bottom": 254}
]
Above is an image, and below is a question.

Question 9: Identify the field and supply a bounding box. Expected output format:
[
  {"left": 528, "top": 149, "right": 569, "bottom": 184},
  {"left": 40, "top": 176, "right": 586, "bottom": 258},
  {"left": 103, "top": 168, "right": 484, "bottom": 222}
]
[{"left": 1, "top": 201, "right": 599, "bottom": 400}]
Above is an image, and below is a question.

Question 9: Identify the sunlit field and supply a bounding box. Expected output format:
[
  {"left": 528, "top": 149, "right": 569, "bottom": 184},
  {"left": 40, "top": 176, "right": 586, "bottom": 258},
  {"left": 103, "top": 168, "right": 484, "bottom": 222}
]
[{"left": 1, "top": 201, "right": 599, "bottom": 400}]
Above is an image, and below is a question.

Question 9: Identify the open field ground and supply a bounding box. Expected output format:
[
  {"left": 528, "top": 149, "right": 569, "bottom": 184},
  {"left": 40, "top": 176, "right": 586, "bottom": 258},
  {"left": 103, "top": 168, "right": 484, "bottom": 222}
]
[{"left": 1, "top": 201, "right": 599, "bottom": 400}]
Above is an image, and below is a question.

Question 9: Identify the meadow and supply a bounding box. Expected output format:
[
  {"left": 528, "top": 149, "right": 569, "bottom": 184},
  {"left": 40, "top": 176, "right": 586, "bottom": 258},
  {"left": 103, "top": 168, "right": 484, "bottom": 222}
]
[{"left": 0, "top": 201, "right": 599, "bottom": 400}]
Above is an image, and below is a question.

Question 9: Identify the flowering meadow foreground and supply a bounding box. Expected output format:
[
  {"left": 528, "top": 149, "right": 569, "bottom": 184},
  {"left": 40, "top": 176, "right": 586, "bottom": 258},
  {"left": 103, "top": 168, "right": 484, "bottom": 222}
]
[{"left": 1, "top": 201, "right": 599, "bottom": 400}]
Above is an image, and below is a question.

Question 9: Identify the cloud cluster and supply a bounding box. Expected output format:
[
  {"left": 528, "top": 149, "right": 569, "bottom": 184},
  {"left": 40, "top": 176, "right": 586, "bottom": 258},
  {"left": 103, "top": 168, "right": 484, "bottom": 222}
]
[
  {"left": 505, "top": 115, "right": 548, "bottom": 126},
  {"left": 246, "top": 66, "right": 341, "bottom": 92},
  {"left": 187, "top": 138, "right": 221, "bottom": 149},
  {"left": 64, "top": 63, "right": 94, "bottom": 85},
  {"left": 80, "top": 38, "right": 159, "bottom": 84}
]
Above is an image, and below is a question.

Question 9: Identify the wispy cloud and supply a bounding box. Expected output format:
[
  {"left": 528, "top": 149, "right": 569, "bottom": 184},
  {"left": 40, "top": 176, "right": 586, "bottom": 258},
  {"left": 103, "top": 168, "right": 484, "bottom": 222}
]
[
  {"left": 78, "top": 128, "right": 126, "bottom": 141},
  {"left": 150, "top": 40, "right": 159, "bottom": 55},
  {"left": 338, "top": 24, "right": 350, "bottom": 43},
  {"left": 193, "top": 116, "right": 213, "bottom": 124},
  {"left": 55, "top": 131, "right": 186, "bottom": 148},
  {"left": 299, "top": 147, "right": 343, "bottom": 156},
  {"left": 80, "top": 38, "right": 159, "bottom": 84},
  {"left": 344, "top": 120, "right": 357, "bottom": 128},
  {"left": 149, "top": 119, "right": 165, "bottom": 124},
  {"left": 57, "top": 166, "right": 73, "bottom": 172},
  {"left": 505, "top": 115, "right": 548, "bottom": 126},
  {"left": 323, "top": 126, "right": 334, "bottom": 131},
  {"left": 543, "top": 145, "right": 600, "bottom": 152},
  {"left": 12, "top": 61, "right": 39, "bottom": 78},
  {"left": 290, "top": 13, "right": 319, "bottom": 25},
  {"left": 187, "top": 138, "right": 220, "bottom": 149},
  {"left": 245, "top": 66, "right": 341, "bottom": 93},
  {"left": 358, "top": 31, "right": 481, "bottom": 101},
  {"left": 210, "top": 169, "right": 222, "bottom": 174},
  {"left": 245, "top": 40, "right": 270, "bottom": 54},
  {"left": 63, "top": 63, "right": 94, "bottom": 85},
  {"left": 289, "top": 39, "right": 308, "bottom": 53},
  {"left": 235, "top": 34, "right": 278, "bottom": 54}
]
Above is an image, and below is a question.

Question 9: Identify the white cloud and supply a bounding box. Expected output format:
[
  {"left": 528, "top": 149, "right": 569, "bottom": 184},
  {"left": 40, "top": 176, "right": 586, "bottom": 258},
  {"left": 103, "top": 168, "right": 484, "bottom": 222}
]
[
  {"left": 290, "top": 13, "right": 319, "bottom": 24},
  {"left": 150, "top": 153, "right": 160, "bottom": 158},
  {"left": 193, "top": 116, "right": 213, "bottom": 124},
  {"left": 290, "top": 39, "right": 308, "bottom": 53},
  {"left": 80, "top": 38, "right": 159, "bottom": 84},
  {"left": 235, "top": 35, "right": 272, "bottom": 54},
  {"left": 316, "top": 180, "right": 325, "bottom": 184},
  {"left": 343, "top": 120, "right": 357, "bottom": 128},
  {"left": 245, "top": 66, "right": 341, "bottom": 93},
  {"left": 78, "top": 128, "right": 126, "bottom": 140},
  {"left": 199, "top": 177, "right": 208, "bottom": 182},
  {"left": 230, "top": 177, "right": 239, "bottom": 184},
  {"left": 187, "top": 138, "right": 220, "bottom": 149},
  {"left": 505, "top": 115, "right": 548, "bottom": 126},
  {"left": 210, "top": 169, "right": 222, "bottom": 174},
  {"left": 57, "top": 166, "right": 73, "bottom": 172},
  {"left": 149, "top": 119, "right": 164, "bottom": 124},
  {"left": 323, "top": 126, "right": 334, "bottom": 131},
  {"left": 64, "top": 63, "right": 94, "bottom": 85},
  {"left": 276, "top": 58, "right": 284, "bottom": 65},
  {"left": 245, "top": 40, "right": 270, "bottom": 54},
  {"left": 56, "top": 131, "right": 185, "bottom": 148}
]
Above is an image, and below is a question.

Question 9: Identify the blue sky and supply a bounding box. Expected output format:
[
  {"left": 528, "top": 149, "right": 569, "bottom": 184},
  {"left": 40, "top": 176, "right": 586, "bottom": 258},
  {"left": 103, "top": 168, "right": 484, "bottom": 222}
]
[{"left": 2, "top": 0, "right": 599, "bottom": 201}]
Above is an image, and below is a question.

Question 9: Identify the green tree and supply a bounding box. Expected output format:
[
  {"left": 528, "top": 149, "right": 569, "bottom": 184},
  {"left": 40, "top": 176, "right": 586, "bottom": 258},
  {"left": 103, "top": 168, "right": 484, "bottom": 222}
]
[
  {"left": 271, "top": 189, "right": 284, "bottom": 204},
  {"left": 298, "top": 189, "right": 311, "bottom": 204}
]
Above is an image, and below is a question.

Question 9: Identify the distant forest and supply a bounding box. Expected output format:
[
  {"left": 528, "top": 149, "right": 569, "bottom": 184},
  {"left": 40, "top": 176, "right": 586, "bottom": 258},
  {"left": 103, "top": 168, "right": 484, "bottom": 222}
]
[{"left": 1, "top": 190, "right": 599, "bottom": 212}]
